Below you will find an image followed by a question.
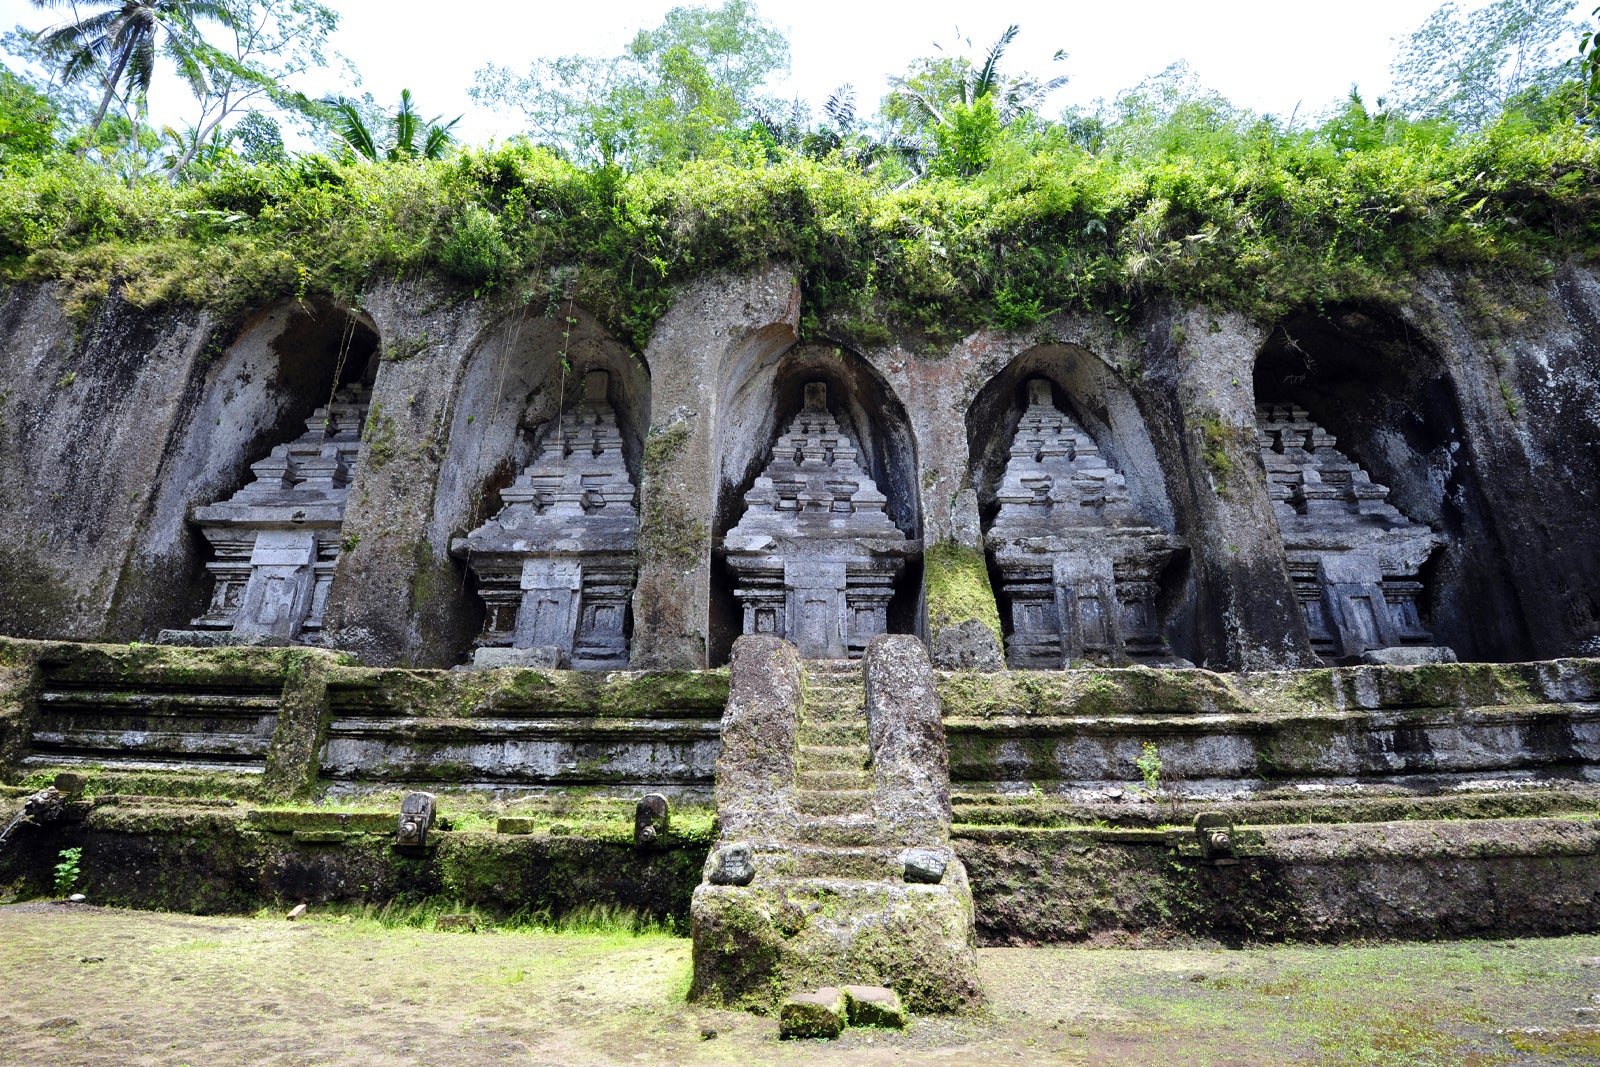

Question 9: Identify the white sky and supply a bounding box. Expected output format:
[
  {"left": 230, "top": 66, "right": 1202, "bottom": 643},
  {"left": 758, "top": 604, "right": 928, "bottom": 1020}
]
[{"left": 0, "top": 0, "right": 1568, "bottom": 144}]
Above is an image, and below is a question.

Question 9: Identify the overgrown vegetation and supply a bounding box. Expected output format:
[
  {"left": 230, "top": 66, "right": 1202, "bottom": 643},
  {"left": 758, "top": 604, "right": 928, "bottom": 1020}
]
[{"left": 2, "top": 1, "right": 1598, "bottom": 349}]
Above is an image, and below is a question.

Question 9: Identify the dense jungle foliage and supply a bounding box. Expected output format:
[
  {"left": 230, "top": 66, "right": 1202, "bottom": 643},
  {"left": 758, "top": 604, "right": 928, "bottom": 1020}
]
[{"left": 3, "top": 1, "right": 1600, "bottom": 349}]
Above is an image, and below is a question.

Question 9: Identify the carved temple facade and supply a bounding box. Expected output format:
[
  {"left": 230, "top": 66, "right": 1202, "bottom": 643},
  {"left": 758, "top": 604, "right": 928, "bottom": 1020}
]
[
  {"left": 180, "top": 386, "right": 371, "bottom": 643},
  {"left": 721, "top": 382, "right": 920, "bottom": 659},
  {"left": 1257, "top": 404, "right": 1444, "bottom": 662},
  {"left": 985, "top": 380, "right": 1186, "bottom": 668},
  {"left": 453, "top": 370, "right": 639, "bottom": 669}
]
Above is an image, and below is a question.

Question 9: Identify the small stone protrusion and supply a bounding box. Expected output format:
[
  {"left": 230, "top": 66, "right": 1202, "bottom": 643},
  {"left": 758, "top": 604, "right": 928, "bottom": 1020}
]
[
  {"left": 780, "top": 987, "right": 848, "bottom": 1039},
  {"left": 900, "top": 848, "right": 948, "bottom": 885},
  {"left": 52, "top": 772, "right": 88, "bottom": 798},
  {"left": 842, "top": 985, "right": 907, "bottom": 1029},
  {"left": 1194, "top": 812, "right": 1236, "bottom": 860},
  {"left": 706, "top": 842, "right": 756, "bottom": 886},
  {"left": 285, "top": 904, "right": 307, "bottom": 921},
  {"left": 634, "top": 793, "right": 670, "bottom": 847},
  {"left": 396, "top": 791, "right": 437, "bottom": 849}
]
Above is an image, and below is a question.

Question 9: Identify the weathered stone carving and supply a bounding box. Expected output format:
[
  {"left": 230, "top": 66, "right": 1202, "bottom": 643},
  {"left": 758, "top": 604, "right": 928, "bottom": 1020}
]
[
  {"left": 986, "top": 380, "right": 1185, "bottom": 667},
  {"left": 1257, "top": 404, "right": 1446, "bottom": 662},
  {"left": 182, "top": 386, "right": 370, "bottom": 643},
  {"left": 453, "top": 370, "right": 638, "bottom": 669},
  {"left": 722, "top": 382, "right": 919, "bottom": 659}
]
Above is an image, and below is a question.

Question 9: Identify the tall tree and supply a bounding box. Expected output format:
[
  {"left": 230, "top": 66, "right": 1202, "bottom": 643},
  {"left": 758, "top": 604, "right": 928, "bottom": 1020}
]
[
  {"left": 29, "top": 0, "right": 228, "bottom": 144},
  {"left": 1392, "top": 0, "right": 1581, "bottom": 128},
  {"left": 163, "top": 0, "right": 343, "bottom": 176},
  {"left": 472, "top": 0, "right": 789, "bottom": 168}
]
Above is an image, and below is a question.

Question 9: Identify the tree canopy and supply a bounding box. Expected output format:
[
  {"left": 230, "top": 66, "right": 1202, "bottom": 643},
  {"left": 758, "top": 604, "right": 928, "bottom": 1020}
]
[{"left": 471, "top": 0, "right": 789, "bottom": 168}]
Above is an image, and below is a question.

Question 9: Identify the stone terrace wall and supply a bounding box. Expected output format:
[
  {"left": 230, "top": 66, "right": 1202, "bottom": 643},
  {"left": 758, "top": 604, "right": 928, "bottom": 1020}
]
[
  {"left": 939, "top": 659, "right": 1600, "bottom": 793},
  {"left": 0, "top": 638, "right": 726, "bottom": 800}
]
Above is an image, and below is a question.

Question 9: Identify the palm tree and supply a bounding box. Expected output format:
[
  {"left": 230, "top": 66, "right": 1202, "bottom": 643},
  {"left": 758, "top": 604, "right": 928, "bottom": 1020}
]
[
  {"left": 888, "top": 24, "right": 1069, "bottom": 132},
  {"left": 30, "top": 0, "right": 229, "bottom": 143},
  {"left": 323, "top": 90, "right": 461, "bottom": 162}
]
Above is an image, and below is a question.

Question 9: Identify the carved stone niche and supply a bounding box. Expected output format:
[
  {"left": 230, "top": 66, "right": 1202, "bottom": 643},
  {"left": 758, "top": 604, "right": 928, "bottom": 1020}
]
[
  {"left": 986, "top": 379, "right": 1186, "bottom": 668},
  {"left": 166, "top": 386, "right": 371, "bottom": 645},
  {"left": 452, "top": 369, "right": 638, "bottom": 669},
  {"left": 722, "top": 381, "right": 920, "bottom": 659},
  {"left": 1257, "top": 404, "right": 1448, "bottom": 663}
]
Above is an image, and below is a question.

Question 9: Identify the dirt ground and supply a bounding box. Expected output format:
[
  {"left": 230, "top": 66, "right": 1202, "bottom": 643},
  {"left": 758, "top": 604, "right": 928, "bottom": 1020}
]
[{"left": 2, "top": 903, "right": 1598, "bottom": 1066}]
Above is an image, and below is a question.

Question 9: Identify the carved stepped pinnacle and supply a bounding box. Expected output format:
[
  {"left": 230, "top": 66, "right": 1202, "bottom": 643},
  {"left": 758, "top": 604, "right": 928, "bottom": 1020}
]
[
  {"left": 986, "top": 379, "right": 1186, "bottom": 667},
  {"left": 171, "top": 384, "right": 371, "bottom": 644},
  {"left": 453, "top": 369, "right": 639, "bottom": 669},
  {"left": 1256, "top": 404, "right": 1447, "bottom": 662},
  {"left": 723, "top": 381, "right": 920, "bottom": 659},
  {"left": 691, "top": 636, "right": 981, "bottom": 1015}
]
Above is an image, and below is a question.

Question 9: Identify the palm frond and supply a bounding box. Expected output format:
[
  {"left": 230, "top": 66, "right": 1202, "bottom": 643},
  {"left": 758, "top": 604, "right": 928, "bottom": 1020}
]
[{"left": 973, "top": 23, "right": 1019, "bottom": 101}]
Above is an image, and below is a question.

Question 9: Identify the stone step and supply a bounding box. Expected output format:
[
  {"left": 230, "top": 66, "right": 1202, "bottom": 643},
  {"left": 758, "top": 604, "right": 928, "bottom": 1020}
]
[
  {"left": 797, "top": 723, "right": 868, "bottom": 746},
  {"left": 803, "top": 706, "right": 863, "bottom": 725},
  {"left": 802, "top": 659, "right": 861, "bottom": 674},
  {"left": 797, "top": 789, "right": 874, "bottom": 816},
  {"left": 754, "top": 844, "right": 900, "bottom": 881},
  {"left": 798, "top": 768, "right": 874, "bottom": 790},
  {"left": 796, "top": 744, "right": 871, "bottom": 771},
  {"left": 797, "top": 813, "right": 884, "bottom": 847}
]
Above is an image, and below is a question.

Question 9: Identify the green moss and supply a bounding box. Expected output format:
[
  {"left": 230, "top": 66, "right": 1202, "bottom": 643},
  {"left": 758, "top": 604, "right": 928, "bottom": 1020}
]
[
  {"left": 1191, "top": 412, "right": 1249, "bottom": 494},
  {"left": 923, "top": 540, "right": 1003, "bottom": 646},
  {"left": 641, "top": 421, "right": 690, "bottom": 479}
]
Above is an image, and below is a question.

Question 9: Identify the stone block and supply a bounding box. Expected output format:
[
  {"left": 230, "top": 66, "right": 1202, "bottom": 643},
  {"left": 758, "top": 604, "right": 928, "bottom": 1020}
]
[
  {"left": 901, "top": 848, "right": 948, "bottom": 884},
  {"left": 1359, "top": 646, "right": 1459, "bottom": 666},
  {"left": 689, "top": 868, "right": 983, "bottom": 1014},
  {"left": 156, "top": 630, "right": 290, "bottom": 648},
  {"left": 397, "top": 791, "right": 436, "bottom": 848},
  {"left": 779, "top": 987, "right": 847, "bottom": 1039},
  {"left": 864, "top": 634, "right": 951, "bottom": 846},
  {"left": 634, "top": 793, "right": 669, "bottom": 847},
  {"left": 842, "top": 985, "right": 906, "bottom": 1029},
  {"left": 706, "top": 843, "right": 756, "bottom": 886},
  {"left": 52, "top": 772, "right": 87, "bottom": 797},
  {"left": 930, "top": 618, "right": 1004, "bottom": 672},
  {"left": 435, "top": 913, "right": 479, "bottom": 932},
  {"left": 469, "top": 646, "right": 563, "bottom": 670},
  {"left": 714, "top": 635, "right": 802, "bottom": 840}
]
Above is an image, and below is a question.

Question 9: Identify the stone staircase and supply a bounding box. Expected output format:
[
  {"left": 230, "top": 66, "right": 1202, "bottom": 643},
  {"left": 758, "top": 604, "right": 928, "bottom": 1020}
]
[{"left": 690, "top": 635, "right": 982, "bottom": 1015}]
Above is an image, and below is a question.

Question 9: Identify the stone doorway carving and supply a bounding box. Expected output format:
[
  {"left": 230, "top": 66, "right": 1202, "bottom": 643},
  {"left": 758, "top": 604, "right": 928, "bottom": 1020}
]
[
  {"left": 985, "top": 379, "right": 1186, "bottom": 667},
  {"left": 172, "top": 386, "right": 371, "bottom": 644},
  {"left": 721, "top": 382, "right": 920, "bottom": 659},
  {"left": 453, "top": 369, "right": 639, "bottom": 669},
  {"left": 1257, "top": 404, "right": 1445, "bottom": 663}
]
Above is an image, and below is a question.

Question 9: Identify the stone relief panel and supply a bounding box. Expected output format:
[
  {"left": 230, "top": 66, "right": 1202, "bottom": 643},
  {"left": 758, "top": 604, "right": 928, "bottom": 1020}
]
[
  {"left": 721, "top": 381, "right": 920, "bottom": 659},
  {"left": 452, "top": 369, "right": 638, "bottom": 669},
  {"left": 1257, "top": 404, "right": 1448, "bottom": 663},
  {"left": 164, "top": 385, "right": 370, "bottom": 644},
  {"left": 985, "top": 379, "right": 1187, "bottom": 667}
]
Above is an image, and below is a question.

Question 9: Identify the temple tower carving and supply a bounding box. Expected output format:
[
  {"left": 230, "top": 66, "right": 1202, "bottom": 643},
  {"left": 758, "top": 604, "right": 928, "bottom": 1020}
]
[
  {"left": 1257, "top": 404, "right": 1445, "bottom": 662},
  {"left": 986, "top": 379, "right": 1185, "bottom": 667},
  {"left": 453, "top": 369, "right": 638, "bottom": 669},
  {"left": 721, "top": 381, "right": 919, "bottom": 659},
  {"left": 184, "top": 385, "right": 370, "bottom": 643}
]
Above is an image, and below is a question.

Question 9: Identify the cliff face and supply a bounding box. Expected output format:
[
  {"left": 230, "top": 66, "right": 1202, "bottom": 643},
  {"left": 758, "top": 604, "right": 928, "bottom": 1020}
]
[{"left": 0, "top": 262, "right": 1595, "bottom": 669}]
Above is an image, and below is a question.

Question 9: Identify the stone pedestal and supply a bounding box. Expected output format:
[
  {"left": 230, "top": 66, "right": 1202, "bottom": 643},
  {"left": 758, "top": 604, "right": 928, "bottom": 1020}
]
[
  {"left": 166, "top": 387, "right": 369, "bottom": 644},
  {"left": 1258, "top": 405, "right": 1447, "bottom": 663},
  {"left": 453, "top": 370, "right": 638, "bottom": 669},
  {"left": 986, "top": 380, "right": 1185, "bottom": 667},
  {"left": 722, "top": 382, "right": 919, "bottom": 660}
]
